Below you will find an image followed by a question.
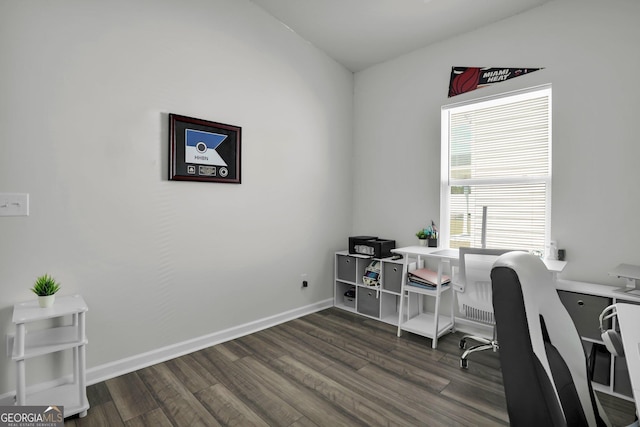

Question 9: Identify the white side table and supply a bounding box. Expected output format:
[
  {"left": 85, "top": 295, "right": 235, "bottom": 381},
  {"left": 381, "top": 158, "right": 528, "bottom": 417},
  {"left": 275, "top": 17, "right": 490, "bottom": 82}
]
[{"left": 8, "top": 294, "right": 89, "bottom": 418}]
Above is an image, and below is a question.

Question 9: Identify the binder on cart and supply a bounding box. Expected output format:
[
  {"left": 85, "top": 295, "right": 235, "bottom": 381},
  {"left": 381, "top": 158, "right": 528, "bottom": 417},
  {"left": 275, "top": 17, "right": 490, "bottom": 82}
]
[{"left": 408, "top": 268, "right": 450, "bottom": 289}]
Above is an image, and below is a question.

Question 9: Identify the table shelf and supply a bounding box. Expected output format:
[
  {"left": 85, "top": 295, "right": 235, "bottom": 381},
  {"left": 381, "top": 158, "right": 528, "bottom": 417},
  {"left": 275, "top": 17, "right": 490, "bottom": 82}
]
[
  {"left": 8, "top": 325, "right": 87, "bottom": 360},
  {"left": 400, "top": 313, "right": 454, "bottom": 338},
  {"left": 23, "top": 383, "right": 89, "bottom": 416}
]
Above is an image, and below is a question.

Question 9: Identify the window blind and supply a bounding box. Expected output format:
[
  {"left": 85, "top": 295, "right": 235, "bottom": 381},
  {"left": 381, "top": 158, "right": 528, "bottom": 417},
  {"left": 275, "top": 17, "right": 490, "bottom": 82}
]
[{"left": 441, "top": 86, "right": 551, "bottom": 252}]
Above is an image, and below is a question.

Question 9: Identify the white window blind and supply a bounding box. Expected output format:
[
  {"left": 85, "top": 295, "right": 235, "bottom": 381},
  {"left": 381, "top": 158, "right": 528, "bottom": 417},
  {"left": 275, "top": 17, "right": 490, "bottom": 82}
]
[{"left": 440, "top": 86, "right": 551, "bottom": 252}]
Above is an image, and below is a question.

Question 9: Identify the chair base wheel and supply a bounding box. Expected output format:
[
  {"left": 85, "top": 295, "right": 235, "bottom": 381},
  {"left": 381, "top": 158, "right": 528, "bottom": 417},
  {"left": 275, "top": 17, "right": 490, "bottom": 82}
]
[
  {"left": 459, "top": 339, "right": 466, "bottom": 349},
  {"left": 460, "top": 358, "right": 468, "bottom": 369}
]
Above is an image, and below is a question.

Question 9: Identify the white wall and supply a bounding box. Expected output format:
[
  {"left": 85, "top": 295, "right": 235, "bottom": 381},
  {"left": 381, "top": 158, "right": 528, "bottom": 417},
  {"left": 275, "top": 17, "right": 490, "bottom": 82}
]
[
  {"left": 0, "top": 0, "right": 353, "bottom": 395},
  {"left": 353, "top": 0, "right": 640, "bottom": 286}
]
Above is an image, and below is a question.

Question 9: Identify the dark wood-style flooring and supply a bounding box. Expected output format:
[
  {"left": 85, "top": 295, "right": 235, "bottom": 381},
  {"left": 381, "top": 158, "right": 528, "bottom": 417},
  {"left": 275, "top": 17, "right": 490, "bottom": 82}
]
[{"left": 65, "top": 308, "right": 636, "bottom": 426}]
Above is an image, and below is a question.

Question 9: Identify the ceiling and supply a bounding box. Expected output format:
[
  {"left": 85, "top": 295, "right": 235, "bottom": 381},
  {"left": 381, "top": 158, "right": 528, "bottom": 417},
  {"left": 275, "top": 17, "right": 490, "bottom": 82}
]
[{"left": 250, "top": 0, "right": 553, "bottom": 72}]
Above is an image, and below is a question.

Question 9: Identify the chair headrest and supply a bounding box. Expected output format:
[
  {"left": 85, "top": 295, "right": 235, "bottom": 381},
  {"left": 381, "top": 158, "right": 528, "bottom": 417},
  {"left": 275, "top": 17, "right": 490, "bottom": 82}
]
[
  {"left": 493, "top": 251, "right": 555, "bottom": 300},
  {"left": 493, "top": 250, "right": 548, "bottom": 275}
]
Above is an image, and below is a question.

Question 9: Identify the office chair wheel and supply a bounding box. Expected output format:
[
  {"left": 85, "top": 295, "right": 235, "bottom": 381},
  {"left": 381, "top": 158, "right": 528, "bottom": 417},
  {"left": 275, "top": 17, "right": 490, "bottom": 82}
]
[
  {"left": 460, "top": 358, "right": 468, "bottom": 369},
  {"left": 459, "top": 339, "right": 467, "bottom": 350}
]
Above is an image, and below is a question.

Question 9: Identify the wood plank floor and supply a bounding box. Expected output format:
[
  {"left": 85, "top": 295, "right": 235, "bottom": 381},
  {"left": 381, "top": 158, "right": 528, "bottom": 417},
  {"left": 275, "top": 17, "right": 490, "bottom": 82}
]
[{"left": 65, "top": 308, "right": 637, "bottom": 426}]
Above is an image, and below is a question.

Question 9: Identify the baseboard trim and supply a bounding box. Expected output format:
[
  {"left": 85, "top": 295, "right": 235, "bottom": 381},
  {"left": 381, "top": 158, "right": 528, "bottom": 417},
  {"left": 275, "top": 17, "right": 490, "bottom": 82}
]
[
  {"left": 87, "top": 298, "right": 333, "bottom": 385},
  {"left": 0, "top": 298, "right": 333, "bottom": 403}
]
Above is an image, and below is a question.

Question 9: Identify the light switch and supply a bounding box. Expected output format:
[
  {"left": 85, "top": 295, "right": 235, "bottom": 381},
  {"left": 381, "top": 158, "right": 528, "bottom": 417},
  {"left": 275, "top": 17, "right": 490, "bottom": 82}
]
[{"left": 0, "top": 193, "right": 29, "bottom": 216}]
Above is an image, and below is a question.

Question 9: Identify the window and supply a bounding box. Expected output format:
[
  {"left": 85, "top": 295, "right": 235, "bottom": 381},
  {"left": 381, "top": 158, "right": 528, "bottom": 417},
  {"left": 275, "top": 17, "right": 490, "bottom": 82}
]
[{"left": 440, "top": 85, "right": 551, "bottom": 253}]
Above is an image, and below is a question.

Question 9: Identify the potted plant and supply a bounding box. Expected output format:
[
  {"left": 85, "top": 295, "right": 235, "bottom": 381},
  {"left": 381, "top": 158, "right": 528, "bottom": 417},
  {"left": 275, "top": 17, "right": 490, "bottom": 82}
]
[
  {"left": 31, "top": 274, "right": 61, "bottom": 308},
  {"left": 416, "top": 229, "right": 429, "bottom": 246},
  {"left": 416, "top": 222, "right": 439, "bottom": 247}
]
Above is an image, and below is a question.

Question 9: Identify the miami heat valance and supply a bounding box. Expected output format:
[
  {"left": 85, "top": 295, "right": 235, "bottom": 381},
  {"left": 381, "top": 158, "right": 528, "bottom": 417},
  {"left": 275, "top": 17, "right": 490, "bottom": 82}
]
[{"left": 448, "top": 67, "right": 543, "bottom": 97}]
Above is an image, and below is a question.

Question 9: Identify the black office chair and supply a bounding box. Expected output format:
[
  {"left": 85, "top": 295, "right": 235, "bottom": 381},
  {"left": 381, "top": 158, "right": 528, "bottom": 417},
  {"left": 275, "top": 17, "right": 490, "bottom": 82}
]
[{"left": 491, "top": 251, "right": 610, "bottom": 427}]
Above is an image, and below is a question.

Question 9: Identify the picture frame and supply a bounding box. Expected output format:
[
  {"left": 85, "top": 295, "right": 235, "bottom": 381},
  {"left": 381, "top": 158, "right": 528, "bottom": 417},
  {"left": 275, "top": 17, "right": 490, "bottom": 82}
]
[{"left": 169, "top": 114, "right": 241, "bottom": 184}]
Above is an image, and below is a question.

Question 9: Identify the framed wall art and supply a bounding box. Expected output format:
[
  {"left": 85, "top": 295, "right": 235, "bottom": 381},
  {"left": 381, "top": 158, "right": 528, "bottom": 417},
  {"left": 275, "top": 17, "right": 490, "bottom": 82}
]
[{"left": 169, "top": 114, "right": 241, "bottom": 183}]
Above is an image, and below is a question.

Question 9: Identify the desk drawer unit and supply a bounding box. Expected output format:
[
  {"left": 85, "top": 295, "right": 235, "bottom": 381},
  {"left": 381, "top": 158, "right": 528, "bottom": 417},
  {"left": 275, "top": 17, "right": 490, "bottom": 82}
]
[
  {"left": 357, "top": 287, "right": 380, "bottom": 317},
  {"left": 558, "top": 291, "right": 612, "bottom": 341}
]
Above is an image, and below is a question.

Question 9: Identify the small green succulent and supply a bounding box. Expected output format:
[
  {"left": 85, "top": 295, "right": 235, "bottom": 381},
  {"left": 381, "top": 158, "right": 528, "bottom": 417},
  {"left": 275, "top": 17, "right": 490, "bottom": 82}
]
[{"left": 31, "top": 274, "right": 61, "bottom": 296}]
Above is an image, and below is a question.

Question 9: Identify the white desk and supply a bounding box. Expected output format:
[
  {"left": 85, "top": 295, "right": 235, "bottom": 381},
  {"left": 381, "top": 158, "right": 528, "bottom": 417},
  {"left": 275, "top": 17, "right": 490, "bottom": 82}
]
[
  {"left": 614, "top": 303, "right": 640, "bottom": 416},
  {"left": 392, "top": 246, "right": 566, "bottom": 276},
  {"left": 392, "top": 246, "right": 567, "bottom": 349}
]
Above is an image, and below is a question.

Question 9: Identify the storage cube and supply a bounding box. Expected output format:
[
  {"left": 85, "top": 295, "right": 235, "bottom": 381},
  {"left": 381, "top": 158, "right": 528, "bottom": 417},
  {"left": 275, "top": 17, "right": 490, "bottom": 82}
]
[
  {"left": 337, "top": 255, "right": 356, "bottom": 282},
  {"left": 344, "top": 296, "right": 355, "bottom": 308},
  {"left": 357, "top": 286, "right": 380, "bottom": 318},
  {"left": 383, "top": 262, "right": 403, "bottom": 293}
]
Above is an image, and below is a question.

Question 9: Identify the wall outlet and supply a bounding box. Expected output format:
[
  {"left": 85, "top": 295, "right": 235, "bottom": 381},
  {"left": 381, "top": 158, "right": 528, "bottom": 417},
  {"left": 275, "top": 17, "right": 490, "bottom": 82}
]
[{"left": 301, "top": 273, "right": 308, "bottom": 288}]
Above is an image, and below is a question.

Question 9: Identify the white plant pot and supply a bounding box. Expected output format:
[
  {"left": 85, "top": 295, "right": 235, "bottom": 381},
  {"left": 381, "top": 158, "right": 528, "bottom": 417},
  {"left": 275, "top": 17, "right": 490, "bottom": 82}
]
[
  {"left": 418, "top": 239, "right": 427, "bottom": 246},
  {"left": 38, "top": 295, "right": 55, "bottom": 308}
]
